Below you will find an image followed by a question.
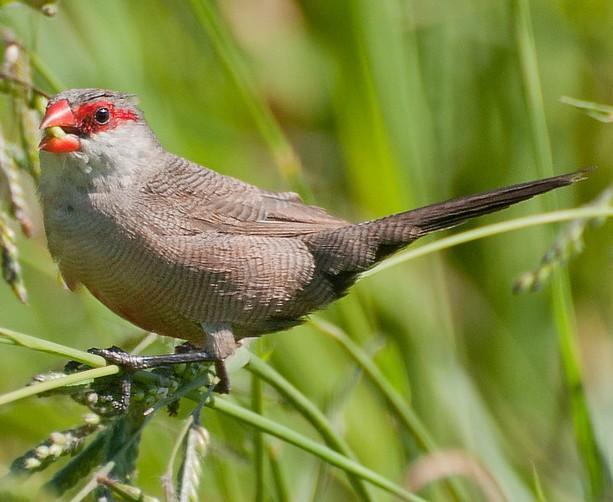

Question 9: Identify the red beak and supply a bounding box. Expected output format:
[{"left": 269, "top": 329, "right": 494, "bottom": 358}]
[
  {"left": 39, "top": 99, "right": 80, "bottom": 153},
  {"left": 40, "top": 99, "right": 77, "bottom": 129}
]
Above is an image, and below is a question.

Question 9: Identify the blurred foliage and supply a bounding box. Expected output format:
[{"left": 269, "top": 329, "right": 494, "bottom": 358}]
[
  {"left": 514, "top": 186, "right": 613, "bottom": 294},
  {"left": 0, "top": 0, "right": 611, "bottom": 501},
  {"left": 561, "top": 96, "right": 613, "bottom": 123}
]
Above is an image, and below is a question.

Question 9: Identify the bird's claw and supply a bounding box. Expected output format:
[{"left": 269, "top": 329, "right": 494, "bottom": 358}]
[
  {"left": 114, "top": 372, "right": 133, "bottom": 413},
  {"left": 88, "top": 346, "right": 144, "bottom": 370},
  {"left": 85, "top": 346, "right": 135, "bottom": 411}
]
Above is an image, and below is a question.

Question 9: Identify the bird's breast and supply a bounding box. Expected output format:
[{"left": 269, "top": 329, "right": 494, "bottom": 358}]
[{"left": 41, "top": 194, "right": 200, "bottom": 338}]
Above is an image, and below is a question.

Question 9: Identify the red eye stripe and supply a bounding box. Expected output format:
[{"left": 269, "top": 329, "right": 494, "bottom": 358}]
[
  {"left": 114, "top": 108, "right": 140, "bottom": 122},
  {"left": 73, "top": 100, "right": 139, "bottom": 135}
]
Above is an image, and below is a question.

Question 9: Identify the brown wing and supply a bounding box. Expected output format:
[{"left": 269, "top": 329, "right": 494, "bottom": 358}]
[
  {"left": 108, "top": 157, "right": 348, "bottom": 332},
  {"left": 195, "top": 189, "right": 348, "bottom": 236},
  {"left": 140, "top": 155, "right": 348, "bottom": 237}
]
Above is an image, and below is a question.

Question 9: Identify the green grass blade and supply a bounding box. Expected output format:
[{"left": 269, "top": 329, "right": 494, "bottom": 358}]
[
  {"left": 363, "top": 207, "right": 613, "bottom": 277},
  {"left": 161, "top": 416, "right": 194, "bottom": 501},
  {"left": 0, "top": 365, "right": 119, "bottom": 407},
  {"left": 560, "top": 96, "right": 613, "bottom": 123},
  {"left": 247, "top": 355, "right": 374, "bottom": 501},
  {"left": 309, "top": 317, "right": 468, "bottom": 501},
  {"left": 511, "top": 1, "right": 611, "bottom": 498},
  {"left": 553, "top": 271, "right": 610, "bottom": 499},
  {"left": 251, "top": 374, "right": 265, "bottom": 502},
  {"left": 29, "top": 52, "right": 63, "bottom": 94},
  {"left": 188, "top": 0, "right": 307, "bottom": 195},
  {"left": 309, "top": 318, "right": 434, "bottom": 452},
  {"left": 268, "top": 443, "right": 290, "bottom": 502},
  {"left": 0, "top": 326, "right": 107, "bottom": 367},
  {"left": 208, "top": 397, "right": 425, "bottom": 502},
  {"left": 512, "top": 0, "right": 554, "bottom": 182}
]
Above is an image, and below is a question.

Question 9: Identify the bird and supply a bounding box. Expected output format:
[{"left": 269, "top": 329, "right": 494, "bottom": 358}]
[{"left": 38, "top": 88, "right": 586, "bottom": 393}]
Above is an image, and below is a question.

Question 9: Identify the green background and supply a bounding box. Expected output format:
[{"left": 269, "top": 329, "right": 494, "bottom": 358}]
[{"left": 0, "top": 0, "right": 611, "bottom": 500}]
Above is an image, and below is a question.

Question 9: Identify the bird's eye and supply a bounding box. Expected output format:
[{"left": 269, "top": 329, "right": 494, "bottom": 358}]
[{"left": 94, "top": 107, "right": 110, "bottom": 124}]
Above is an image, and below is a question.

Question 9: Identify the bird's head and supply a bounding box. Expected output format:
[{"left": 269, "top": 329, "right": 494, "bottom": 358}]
[
  {"left": 38, "top": 89, "right": 162, "bottom": 184},
  {"left": 39, "top": 88, "right": 147, "bottom": 154}
]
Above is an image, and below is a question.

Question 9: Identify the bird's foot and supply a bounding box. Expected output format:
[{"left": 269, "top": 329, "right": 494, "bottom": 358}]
[
  {"left": 64, "top": 347, "right": 134, "bottom": 413},
  {"left": 64, "top": 344, "right": 230, "bottom": 416},
  {"left": 88, "top": 345, "right": 148, "bottom": 369},
  {"left": 173, "top": 345, "right": 230, "bottom": 393},
  {"left": 173, "top": 343, "right": 230, "bottom": 393},
  {"left": 85, "top": 346, "right": 134, "bottom": 411},
  {"left": 88, "top": 344, "right": 230, "bottom": 394},
  {"left": 88, "top": 345, "right": 217, "bottom": 369}
]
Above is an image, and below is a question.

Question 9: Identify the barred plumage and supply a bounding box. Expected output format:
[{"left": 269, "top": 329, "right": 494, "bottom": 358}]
[{"left": 38, "top": 89, "right": 585, "bottom": 390}]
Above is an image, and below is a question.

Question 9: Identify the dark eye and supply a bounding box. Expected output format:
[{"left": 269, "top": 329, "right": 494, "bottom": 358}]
[{"left": 94, "top": 107, "right": 110, "bottom": 124}]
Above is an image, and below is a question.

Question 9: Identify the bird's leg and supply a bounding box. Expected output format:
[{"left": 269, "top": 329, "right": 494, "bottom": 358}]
[
  {"left": 87, "top": 324, "right": 237, "bottom": 394},
  {"left": 66, "top": 346, "right": 133, "bottom": 413},
  {"left": 202, "top": 323, "right": 236, "bottom": 394},
  {"left": 87, "top": 346, "right": 220, "bottom": 369}
]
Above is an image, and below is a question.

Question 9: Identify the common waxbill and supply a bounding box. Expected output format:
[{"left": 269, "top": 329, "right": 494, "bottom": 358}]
[{"left": 38, "top": 88, "right": 585, "bottom": 392}]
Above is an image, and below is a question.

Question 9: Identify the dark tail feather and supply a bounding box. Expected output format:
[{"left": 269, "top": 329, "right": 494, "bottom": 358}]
[
  {"left": 302, "top": 170, "right": 587, "bottom": 297},
  {"left": 371, "top": 170, "right": 587, "bottom": 240}
]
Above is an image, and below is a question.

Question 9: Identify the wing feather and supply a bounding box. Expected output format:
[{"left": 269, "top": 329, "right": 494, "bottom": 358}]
[{"left": 140, "top": 156, "right": 348, "bottom": 236}]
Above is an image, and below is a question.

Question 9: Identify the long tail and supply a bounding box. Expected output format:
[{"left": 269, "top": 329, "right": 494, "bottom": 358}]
[
  {"left": 372, "top": 169, "right": 587, "bottom": 237},
  {"left": 302, "top": 170, "right": 587, "bottom": 294}
]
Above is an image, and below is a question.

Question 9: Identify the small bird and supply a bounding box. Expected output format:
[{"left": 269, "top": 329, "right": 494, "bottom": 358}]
[{"left": 38, "top": 88, "right": 585, "bottom": 392}]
